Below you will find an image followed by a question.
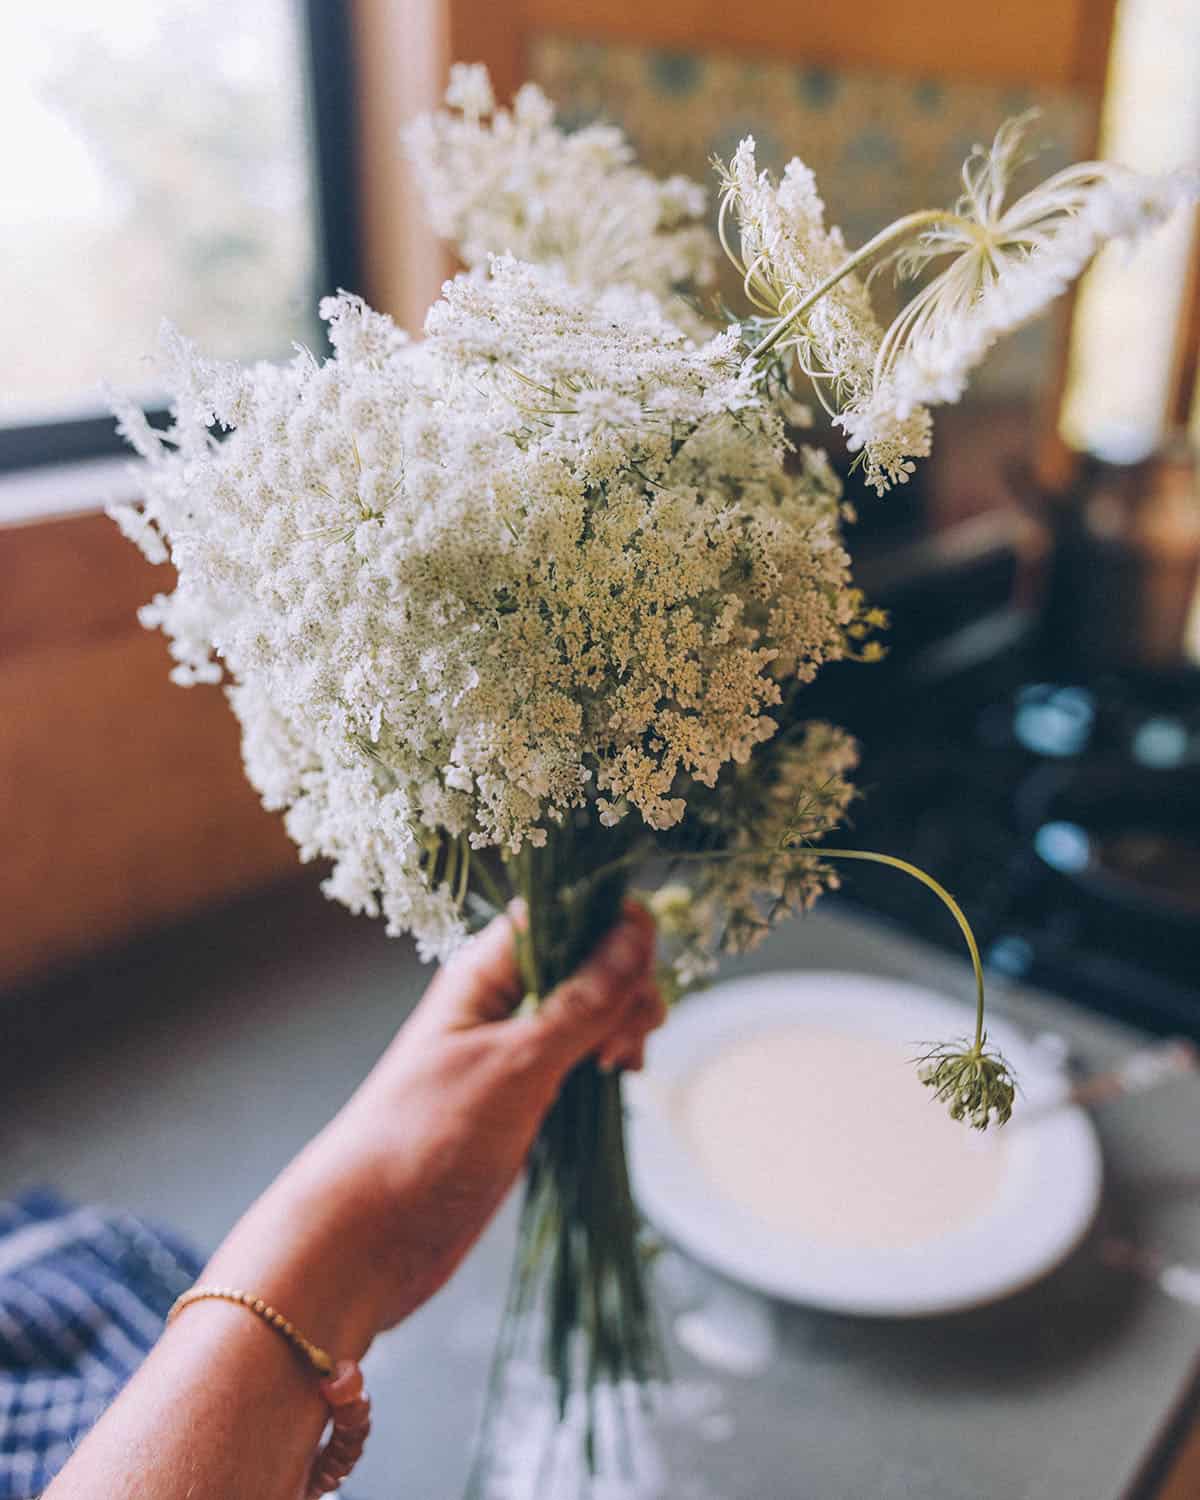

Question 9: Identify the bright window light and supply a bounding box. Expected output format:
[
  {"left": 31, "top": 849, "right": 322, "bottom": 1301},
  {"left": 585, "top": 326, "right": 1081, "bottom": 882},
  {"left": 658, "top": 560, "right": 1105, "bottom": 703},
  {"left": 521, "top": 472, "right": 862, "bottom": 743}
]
[{"left": 0, "top": 0, "right": 319, "bottom": 425}]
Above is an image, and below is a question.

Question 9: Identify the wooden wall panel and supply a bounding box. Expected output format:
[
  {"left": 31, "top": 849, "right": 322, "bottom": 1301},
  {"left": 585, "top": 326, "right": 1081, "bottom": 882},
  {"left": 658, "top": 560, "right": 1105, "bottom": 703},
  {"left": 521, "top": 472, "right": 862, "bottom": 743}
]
[
  {"left": 355, "top": 0, "right": 449, "bottom": 329},
  {"left": 0, "top": 512, "right": 294, "bottom": 991},
  {"left": 521, "top": 0, "right": 1115, "bottom": 90}
]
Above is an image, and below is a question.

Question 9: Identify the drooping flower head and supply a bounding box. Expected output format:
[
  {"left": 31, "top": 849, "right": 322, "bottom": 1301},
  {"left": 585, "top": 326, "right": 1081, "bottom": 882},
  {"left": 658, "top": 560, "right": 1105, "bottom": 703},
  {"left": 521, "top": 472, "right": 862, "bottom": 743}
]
[
  {"left": 918, "top": 1038, "right": 1017, "bottom": 1130},
  {"left": 717, "top": 117, "right": 1197, "bottom": 495},
  {"left": 871, "top": 113, "right": 1199, "bottom": 422}
]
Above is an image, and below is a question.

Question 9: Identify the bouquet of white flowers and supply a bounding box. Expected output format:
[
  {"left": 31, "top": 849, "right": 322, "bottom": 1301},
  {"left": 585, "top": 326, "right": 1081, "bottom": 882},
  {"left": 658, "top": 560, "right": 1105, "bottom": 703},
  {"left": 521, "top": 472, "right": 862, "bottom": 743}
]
[{"left": 110, "top": 63, "right": 1194, "bottom": 1495}]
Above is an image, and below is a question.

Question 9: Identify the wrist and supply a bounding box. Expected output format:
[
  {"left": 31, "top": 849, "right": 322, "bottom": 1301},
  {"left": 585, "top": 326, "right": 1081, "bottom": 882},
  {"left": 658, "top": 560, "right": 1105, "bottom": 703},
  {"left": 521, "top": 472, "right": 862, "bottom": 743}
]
[{"left": 202, "top": 1135, "right": 391, "bottom": 1363}]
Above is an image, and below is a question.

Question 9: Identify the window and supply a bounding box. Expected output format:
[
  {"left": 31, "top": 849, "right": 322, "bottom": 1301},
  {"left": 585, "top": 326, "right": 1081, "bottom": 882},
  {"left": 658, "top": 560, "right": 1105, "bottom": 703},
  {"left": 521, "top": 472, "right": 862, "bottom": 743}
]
[
  {"left": 1061, "top": 0, "right": 1200, "bottom": 459},
  {"left": 0, "top": 0, "right": 357, "bottom": 469}
]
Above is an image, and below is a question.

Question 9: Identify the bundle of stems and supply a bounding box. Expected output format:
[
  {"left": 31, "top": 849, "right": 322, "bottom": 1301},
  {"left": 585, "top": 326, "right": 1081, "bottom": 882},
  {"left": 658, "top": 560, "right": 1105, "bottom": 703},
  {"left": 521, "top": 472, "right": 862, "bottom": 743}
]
[
  {"left": 463, "top": 815, "right": 1007, "bottom": 1496},
  {"left": 466, "top": 819, "right": 663, "bottom": 1495}
]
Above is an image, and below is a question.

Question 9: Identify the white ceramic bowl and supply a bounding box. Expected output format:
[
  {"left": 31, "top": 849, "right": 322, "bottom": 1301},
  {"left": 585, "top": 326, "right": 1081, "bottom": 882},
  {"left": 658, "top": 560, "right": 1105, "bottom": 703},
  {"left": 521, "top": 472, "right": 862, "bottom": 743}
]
[{"left": 626, "top": 971, "right": 1103, "bottom": 1318}]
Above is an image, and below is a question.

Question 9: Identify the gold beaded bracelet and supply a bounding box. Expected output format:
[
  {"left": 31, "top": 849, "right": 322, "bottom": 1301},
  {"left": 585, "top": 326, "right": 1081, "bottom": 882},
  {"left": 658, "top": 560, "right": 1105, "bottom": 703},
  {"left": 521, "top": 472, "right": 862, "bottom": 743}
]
[
  {"left": 167, "top": 1284, "right": 371, "bottom": 1498},
  {"left": 168, "top": 1285, "right": 335, "bottom": 1376}
]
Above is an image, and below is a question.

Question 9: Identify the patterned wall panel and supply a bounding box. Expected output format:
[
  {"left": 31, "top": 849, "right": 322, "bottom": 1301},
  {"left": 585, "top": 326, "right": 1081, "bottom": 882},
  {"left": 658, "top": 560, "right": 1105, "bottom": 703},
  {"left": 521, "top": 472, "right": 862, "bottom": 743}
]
[{"left": 530, "top": 36, "right": 1092, "bottom": 396}]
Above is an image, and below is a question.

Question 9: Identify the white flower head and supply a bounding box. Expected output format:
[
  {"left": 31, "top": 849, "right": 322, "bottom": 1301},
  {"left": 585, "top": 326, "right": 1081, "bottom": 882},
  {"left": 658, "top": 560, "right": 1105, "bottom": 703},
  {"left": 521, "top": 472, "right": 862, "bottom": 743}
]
[
  {"left": 112, "top": 267, "right": 863, "bottom": 956},
  {"left": 717, "top": 138, "right": 932, "bottom": 494},
  {"left": 112, "top": 81, "right": 1182, "bottom": 970},
  {"left": 874, "top": 113, "right": 1200, "bottom": 421},
  {"left": 443, "top": 61, "right": 494, "bottom": 121},
  {"left": 406, "top": 66, "right": 717, "bottom": 324}
]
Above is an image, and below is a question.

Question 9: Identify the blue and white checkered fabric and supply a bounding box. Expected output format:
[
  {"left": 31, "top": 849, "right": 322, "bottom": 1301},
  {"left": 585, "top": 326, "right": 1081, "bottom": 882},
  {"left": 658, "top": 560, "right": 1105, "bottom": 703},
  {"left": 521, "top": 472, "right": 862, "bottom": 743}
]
[{"left": 0, "top": 1189, "right": 201, "bottom": 1499}]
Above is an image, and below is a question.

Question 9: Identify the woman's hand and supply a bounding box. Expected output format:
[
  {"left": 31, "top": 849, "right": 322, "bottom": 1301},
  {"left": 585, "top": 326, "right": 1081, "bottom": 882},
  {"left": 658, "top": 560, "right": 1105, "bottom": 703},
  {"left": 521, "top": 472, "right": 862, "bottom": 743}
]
[
  {"left": 202, "top": 903, "right": 665, "bottom": 1357},
  {"left": 47, "top": 906, "right": 663, "bottom": 1500}
]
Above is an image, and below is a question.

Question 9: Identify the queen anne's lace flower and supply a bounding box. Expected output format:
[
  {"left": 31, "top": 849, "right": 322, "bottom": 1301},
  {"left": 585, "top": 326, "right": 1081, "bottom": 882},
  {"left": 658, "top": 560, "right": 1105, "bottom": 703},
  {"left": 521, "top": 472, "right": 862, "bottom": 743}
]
[
  {"left": 717, "top": 119, "right": 1196, "bottom": 496},
  {"left": 872, "top": 114, "right": 1199, "bottom": 423},
  {"left": 406, "top": 62, "right": 716, "bottom": 322},
  {"left": 717, "top": 138, "right": 932, "bottom": 494},
  {"left": 106, "top": 78, "right": 1198, "bottom": 1494},
  {"left": 112, "top": 75, "right": 1191, "bottom": 976},
  {"left": 653, "top": 720, "right": 859, "bottom": 982},
  {"left": 111, "top": 264, "right": 861, "bottom": 958}
]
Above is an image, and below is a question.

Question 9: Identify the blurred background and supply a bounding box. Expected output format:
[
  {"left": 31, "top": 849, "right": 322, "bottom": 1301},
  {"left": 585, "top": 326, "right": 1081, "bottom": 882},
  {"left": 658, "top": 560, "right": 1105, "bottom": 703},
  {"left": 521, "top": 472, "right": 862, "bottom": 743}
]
[{"left": 1, "top": 4, "right": 1199, "bottom": 1497}]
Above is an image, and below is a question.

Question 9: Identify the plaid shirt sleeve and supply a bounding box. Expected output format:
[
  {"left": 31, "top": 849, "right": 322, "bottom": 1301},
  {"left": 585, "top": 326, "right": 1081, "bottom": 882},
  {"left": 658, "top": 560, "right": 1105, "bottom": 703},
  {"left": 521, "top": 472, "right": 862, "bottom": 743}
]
[{"left": 0, "top": 1189, "right": 201, "bottom": 1499}]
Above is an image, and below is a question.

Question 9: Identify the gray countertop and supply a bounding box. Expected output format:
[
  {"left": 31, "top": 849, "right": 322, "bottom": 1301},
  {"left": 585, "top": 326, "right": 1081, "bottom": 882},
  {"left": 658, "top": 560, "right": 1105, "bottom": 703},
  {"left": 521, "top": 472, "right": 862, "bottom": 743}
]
[{"left": 2, "top": 880, "right": 1197, "bottom": 1499}]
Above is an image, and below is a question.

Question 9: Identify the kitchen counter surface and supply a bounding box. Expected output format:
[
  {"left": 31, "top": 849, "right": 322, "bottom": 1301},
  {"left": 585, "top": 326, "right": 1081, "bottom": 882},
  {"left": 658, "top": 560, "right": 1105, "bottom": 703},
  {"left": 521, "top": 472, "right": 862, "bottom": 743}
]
[{"left": 2, "top": 879, "right": 1198, "bottom": 1499}]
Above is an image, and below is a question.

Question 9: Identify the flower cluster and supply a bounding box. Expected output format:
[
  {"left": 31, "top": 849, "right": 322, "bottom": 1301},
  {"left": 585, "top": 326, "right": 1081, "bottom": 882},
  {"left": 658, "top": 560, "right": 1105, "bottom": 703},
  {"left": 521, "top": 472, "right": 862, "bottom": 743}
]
[
  {"left": 718, "top": 116, "right": 1196, "bottom": 495},
  {"left": 871, "top": 114, "right": 1199, "bottom": 424},
  {"left": 111, "top": 257, "right": 861, "bottom": 958},
  {"left": 107, "top": 73, "right": 1200, "bottom": 1493},
  {"left": 112, "top": 67, "right": 1195, "bottom": 984},
  {"left": 917, "top": 1038, "right": 1017, "bottom": 1130},
  {"left": 405, "top": 61, "right": 716, "bottom": 326},
  {"left": 651, "top": 720, "right": 859, "bottom": 985},
  {"left": 717, "top": 138, "right": 933, "bottom": 494}
]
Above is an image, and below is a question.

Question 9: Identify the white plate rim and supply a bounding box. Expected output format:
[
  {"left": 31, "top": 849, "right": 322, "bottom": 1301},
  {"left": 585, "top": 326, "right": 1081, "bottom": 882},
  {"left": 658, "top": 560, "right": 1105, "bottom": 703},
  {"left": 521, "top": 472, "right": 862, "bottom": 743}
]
[{"left": 626, "top": 971, "right": 1104, "bottom": 1318}]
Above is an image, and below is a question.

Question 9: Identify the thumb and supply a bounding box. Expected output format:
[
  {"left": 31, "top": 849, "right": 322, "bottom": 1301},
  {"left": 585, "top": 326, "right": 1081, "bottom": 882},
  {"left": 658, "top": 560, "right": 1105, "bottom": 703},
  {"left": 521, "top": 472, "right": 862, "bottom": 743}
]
[
  {"left": 524, "top": 904, "right": 656, "bottom": 1072},
  {"left": 421, "top": 910, "right": 524, "bottom": 1031}
]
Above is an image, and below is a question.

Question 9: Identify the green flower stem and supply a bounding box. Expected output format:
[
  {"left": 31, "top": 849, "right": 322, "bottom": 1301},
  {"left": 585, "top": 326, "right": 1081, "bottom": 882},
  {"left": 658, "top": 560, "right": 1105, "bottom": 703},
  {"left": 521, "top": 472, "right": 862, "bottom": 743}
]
[
  {"left": 468, "top": 825, "right": 660, "bottom": 1495},
  {"left": 578, "top": 840, "right": 988, "bottom": 1053},
  {"left": 815, "top": 849, "right": 986, "bottom": 1053},
  {"left": 649, "top": 840, "right": 1010, "bottom": 1124},
  {"left": 748, "top": 209, "right": 971, "bottom": 363},
  {"left": 467, "top": 829, "right": 998, "bottom": 1492},
  {"left": 469, "top": 849, "right": 511, "bottom": 920}
]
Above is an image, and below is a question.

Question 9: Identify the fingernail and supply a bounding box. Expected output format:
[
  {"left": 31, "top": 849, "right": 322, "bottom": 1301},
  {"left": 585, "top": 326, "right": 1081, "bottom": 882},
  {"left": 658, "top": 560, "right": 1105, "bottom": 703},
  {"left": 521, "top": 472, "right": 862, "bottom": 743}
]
[{"left": 597, "top": 921, "right": 642, "bottom": 980}]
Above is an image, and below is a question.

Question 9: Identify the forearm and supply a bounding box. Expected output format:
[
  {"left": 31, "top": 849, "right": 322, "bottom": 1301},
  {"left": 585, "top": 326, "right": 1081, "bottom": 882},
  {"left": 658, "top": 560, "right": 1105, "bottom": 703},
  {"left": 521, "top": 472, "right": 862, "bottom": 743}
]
[
  {"left": 43, "top": 908, "right": 660, "bottom": 1500},
  {"left": 46, "top": 1138, "right": 384, "bottom": 1500}
]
